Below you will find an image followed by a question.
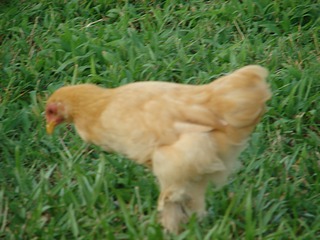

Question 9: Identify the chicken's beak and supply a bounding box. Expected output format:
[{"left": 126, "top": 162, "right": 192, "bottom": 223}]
[{"left": 46, "top": 121, "right": 56, "bottom": 135}]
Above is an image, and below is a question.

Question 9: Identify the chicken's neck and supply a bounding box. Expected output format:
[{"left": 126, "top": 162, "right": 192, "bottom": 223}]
[
  {"left": 63, "top": 90, "right": 112, "bottom": 143},
  {"left": 66, "top": 90, "right": 112, "bottom": 123}
]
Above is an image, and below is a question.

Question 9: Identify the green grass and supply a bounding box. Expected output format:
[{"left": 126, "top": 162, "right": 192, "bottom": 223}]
[{"left": 1, "top": 0, "right": 319, "bottom": 239}]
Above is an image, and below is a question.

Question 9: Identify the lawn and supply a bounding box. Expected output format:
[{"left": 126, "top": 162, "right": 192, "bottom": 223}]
[{"left": 0, "top": 0, "right": 319, "bottom": 239}]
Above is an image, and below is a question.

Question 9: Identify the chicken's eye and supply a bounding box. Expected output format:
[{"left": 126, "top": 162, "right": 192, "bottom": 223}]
[
  {"left": 46, "top": 104, "right": 58, "bottom": 115},
  {"left": 47, "top": 109, "right": 54, "bottom": 115}
]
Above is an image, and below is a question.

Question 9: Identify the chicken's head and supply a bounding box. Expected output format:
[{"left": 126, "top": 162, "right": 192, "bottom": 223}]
[{"left": 45, "top": 102, "right": 67, "bottom": 134}]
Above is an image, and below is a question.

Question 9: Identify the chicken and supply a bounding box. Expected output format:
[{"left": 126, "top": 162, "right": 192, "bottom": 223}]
[{"left": 45, "top": 65, "right": 271, "bottom": 233}]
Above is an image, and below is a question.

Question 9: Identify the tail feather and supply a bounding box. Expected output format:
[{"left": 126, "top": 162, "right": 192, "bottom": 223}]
[{"left": 211, "top": 65, "right": 271, "bottom": 128}]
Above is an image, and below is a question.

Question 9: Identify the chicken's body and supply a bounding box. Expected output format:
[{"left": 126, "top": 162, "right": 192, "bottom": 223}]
[{"left": 46, "top": 65, "right": 271, "bottom": 233}]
